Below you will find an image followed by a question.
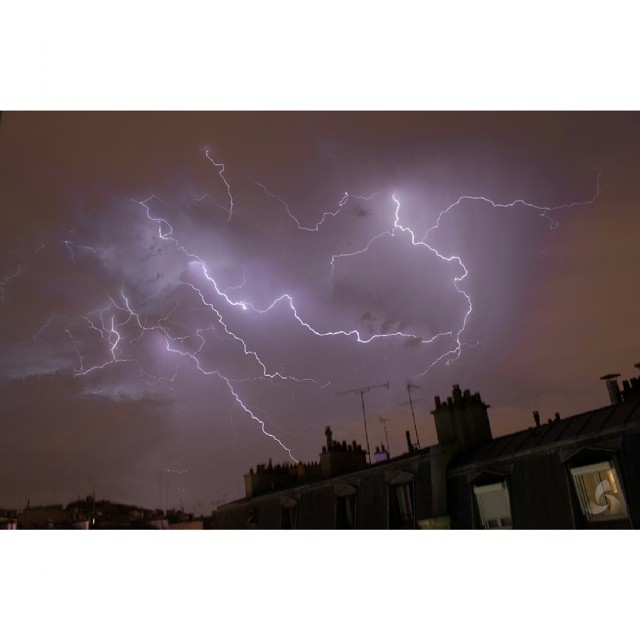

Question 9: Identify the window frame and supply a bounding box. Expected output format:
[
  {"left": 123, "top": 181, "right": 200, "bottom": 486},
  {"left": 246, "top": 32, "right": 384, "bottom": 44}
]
[
  {"left": 335, "top": 493, "right": 357, "bottom": 529},
  {"left": 570, "top": 461, "right": 628, "bottom": 523},
  {"left": 279, "top": 497, "right": 298, "bottom": 530},
  {"left": 473, "top": 481, "right": 513, "bottom": 530},
  {"left": 387, "top": 479, "right": 416, "bottom": 529}
]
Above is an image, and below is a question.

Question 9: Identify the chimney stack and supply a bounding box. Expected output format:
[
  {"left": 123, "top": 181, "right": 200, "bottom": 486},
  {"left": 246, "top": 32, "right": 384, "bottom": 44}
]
[
  {"left": 405, "top": 430, "right": 414, "bottom": 453},
  {"left": 600, "top": 373, "right": 622, "bottom": 405},
  {"left": 325, "top": 426, "right": 333, "bottom": 450},
  {"left": 431, "top": 384, "right": 492, "bottom": 451}
]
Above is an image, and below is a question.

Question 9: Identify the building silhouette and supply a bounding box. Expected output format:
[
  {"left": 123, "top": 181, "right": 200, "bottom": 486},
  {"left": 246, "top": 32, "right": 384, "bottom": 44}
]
[{"left": 213, "top": 367, "right": 640, "bottom": 529}]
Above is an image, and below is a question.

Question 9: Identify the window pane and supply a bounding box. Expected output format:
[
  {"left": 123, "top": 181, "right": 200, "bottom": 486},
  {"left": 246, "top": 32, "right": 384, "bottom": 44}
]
[
  {"left": 571, "top": 464, "right": 628, "bottom": 521},
  {"left": 344, "top": 496, "right": 354, "bottom": 528},
  {"left": 473, "top": 482, "right": 512, "bottom": 529},
  {"left": 336, "top": 495, "right": 356, "bottom": 529},
  {"left": 396, "top": 484, "right": 414, "bottom": 521},
  {"left": 281, "top": 506, "right": 296, "bottom": 529},
  {"left": 389, "top": 482, "right": 414, "bottom": 529}
]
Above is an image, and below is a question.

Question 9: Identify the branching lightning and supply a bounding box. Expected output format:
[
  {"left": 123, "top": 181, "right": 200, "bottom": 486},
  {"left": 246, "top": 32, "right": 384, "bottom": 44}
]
[
  {"left": 249, "top": 177, "right": 383, "bottom": 232},
  {"left": 205, "top": 151, "right": 234, "bottom": 221},
  {"left": 28, "top": 149, "right": 603, "bottom": 463},
  {"left": 1, "top": 241, "right": 46, "bottom": 304},
  {"left": 0, "top": 267, "right": 21, "bottom": 304},
  {"left": 62, "top": 240, "right": 99, "bottom": 263},
  {"left": 163, "top": 331, "right": 298, "bottom": 461}
]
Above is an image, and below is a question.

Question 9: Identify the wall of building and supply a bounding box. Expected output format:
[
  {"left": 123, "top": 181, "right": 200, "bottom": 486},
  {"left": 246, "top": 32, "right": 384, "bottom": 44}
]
[
  {"left": 616, "top": 429, "right": 640, "bottom": 529},
  {"left": 448, "top": 425, "right": 640, "bottom": 529},
  {"left": 214, "top": 384, "right": 640, "bottom": 530},
  {"left": 215, "top": 452, "right": 436, "bottom": 529}
]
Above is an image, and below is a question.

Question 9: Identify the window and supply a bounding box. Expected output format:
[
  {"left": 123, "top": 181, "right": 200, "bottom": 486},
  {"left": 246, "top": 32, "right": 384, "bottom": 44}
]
[
  {"left": 570, "top": 462, "right": 628, "bottom": 522},
  {"left": 389, "top": 482, "right": 414, "bottom": 529},
  {"left": 280, "top": 506, "right": 297, "bottom": 529},
  {"left": 279, "top": 498, "right": 298, "bottom": 529},
  {"left": 334, "top": 484, "right": 357, "bottom": 529},
  {"left": 473, "top": 482, "right": 513, "bottom": 529},
  {"left": 245, "top": 510, "right": 257, "bottom": 529},
  {"left": 336, "top": 494, "right": 356, "bottom": 529}
]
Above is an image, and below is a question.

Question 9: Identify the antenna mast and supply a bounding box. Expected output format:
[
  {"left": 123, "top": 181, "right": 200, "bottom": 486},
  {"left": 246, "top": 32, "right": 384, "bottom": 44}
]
[
  {"left": 337, "top": 381, "right": 390, "bottom": 463},
  {"left": 406, "top": 383, "right": 421, "bottom": 449},
  {"left": 378, "top": 415, "right": 392, "bottom": 456}
]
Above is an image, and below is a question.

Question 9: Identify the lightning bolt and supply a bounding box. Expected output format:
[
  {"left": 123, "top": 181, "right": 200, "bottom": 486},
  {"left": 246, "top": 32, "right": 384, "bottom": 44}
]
[
  {"left": 164, "top": 332, "right": 298, "bottom": 461},
  {"left": 249, "top": 177, "right": 383, "bottom": 232},
  {"left": 250, "top": 172, "right": 603, "bottom": 371},
  {"left": 62, "top": 240, "right": 99, "bottom": 263},
  {"left": 30, "top": 147, "right": 604, "bottom": 463},
  {"left": 205, "top": 151, "right": 234, "bottom": 221},
  {"left": 0, "top": 267, "right": 21, "bottom": 304},
  {"left": 1, "top": 240, "right": 45, "bottom": 304}
]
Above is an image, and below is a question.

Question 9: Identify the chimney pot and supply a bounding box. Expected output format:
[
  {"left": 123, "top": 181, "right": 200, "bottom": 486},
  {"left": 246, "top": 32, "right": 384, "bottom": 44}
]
[
  {"left": 533, "top": 411, "right": 541, "bottom": 427},
  {"left": 405, "top": 430, "right": 414, "bottom": 453},
  {"left": 325, "top": 426, "right": 333, "bottom": 450}
]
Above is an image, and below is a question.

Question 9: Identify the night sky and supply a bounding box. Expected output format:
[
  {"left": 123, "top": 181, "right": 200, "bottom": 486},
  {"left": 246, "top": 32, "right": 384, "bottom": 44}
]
[{"left": 1, "top": 112, "right": 639, "bottom": 512}]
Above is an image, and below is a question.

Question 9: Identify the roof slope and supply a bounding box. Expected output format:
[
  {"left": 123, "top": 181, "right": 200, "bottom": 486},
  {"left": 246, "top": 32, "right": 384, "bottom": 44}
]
[{"left": 450, "top": 398, "right": 640, "bottom": 472}]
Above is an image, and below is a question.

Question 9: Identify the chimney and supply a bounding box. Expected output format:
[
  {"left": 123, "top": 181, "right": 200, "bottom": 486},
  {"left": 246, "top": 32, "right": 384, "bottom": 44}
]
[
  {"left": 600, "top": 373, "right": 622, "bottom": 405},
  {"left": 533, "top": 411, "right": 541, "bottom": 427},
  {"left": 325, "top": 426, "right": 333, "bottom": 450},
  {"left": 554, "top": 412, "right": 561, "bottom": 421},
  {"left": 405, "top": 430, "right": 414, "bottom": 453},
  {"left": 431, "top": 384, "right": 492, "bottom": 452}
]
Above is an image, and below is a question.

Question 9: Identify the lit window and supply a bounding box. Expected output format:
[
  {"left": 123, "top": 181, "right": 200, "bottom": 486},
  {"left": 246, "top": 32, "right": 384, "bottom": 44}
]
[
  {"left": 336, "top": 494, "right": 356, "bottom": 529},
  {"left": 570, "top": 462, "right": 628, "bottom": 522},
  {"left": 473, "top": 482, "right": 513, "bottom": 529}
]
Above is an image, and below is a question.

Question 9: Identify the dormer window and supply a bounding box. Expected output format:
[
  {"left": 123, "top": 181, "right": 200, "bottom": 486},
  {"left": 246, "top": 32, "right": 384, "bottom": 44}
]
[
  {"left": 245, "top": 510, "right": 257, "bottom": 529},
  {"left": 279, "top": 497, "right": 298, "bottom": 529},
  {"left": 386, "top": 471, "right": 415, "bottom": 529},
  {"left": 473, "top": 481, "right": 513, "bottom": 529},
  {"left": 570, "top": 462, "right": 628, "bottom": 522}
]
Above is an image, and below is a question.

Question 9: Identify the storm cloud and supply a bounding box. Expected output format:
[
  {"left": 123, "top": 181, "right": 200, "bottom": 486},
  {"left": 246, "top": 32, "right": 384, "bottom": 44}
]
[{"left": 1, "top": 112, "right": 639, "bottom": 510}]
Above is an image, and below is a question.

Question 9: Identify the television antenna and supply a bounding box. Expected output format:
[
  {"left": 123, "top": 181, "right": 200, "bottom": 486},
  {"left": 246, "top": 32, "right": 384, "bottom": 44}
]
[
  {"left": 378, "top": 415, "right": 392, "bottom": 456},
  {"left": 336, "top": 381, "right": 390, "bottom": 463},
  {"left": 406, "top": 382, "right": 422, "bottom": 449}
]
